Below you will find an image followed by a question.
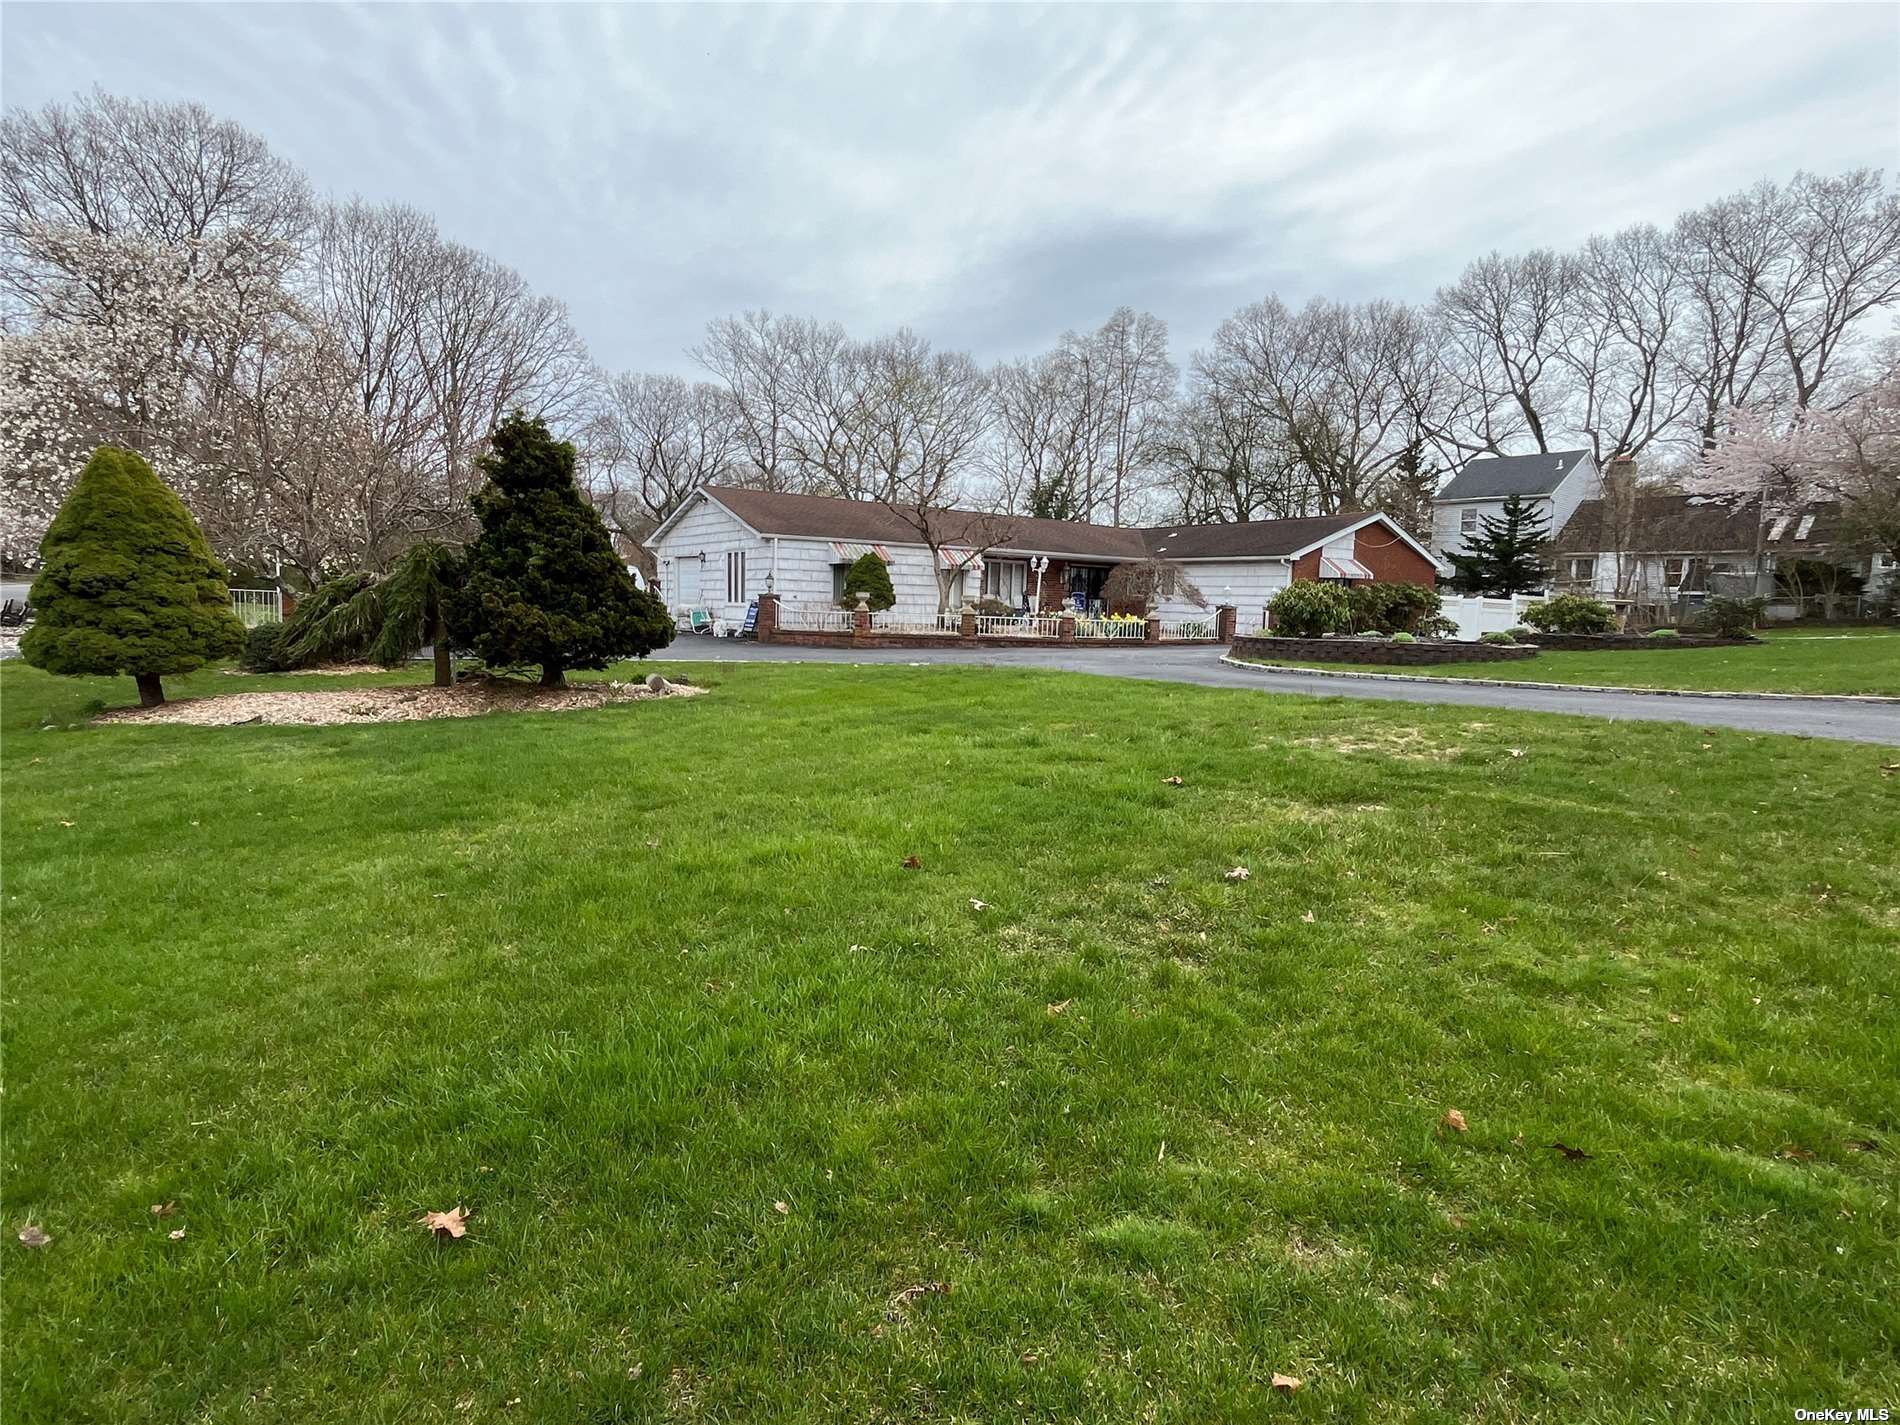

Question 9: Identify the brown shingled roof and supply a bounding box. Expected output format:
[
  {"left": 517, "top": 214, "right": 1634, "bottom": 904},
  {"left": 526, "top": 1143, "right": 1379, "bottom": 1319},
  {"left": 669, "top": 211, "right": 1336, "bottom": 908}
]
[
  {"left": 698, "top": 486, "right": 1369, "bottom": 562},
  {"left": 1553, "top": 494, "right": 1849, "bottom": 554}
]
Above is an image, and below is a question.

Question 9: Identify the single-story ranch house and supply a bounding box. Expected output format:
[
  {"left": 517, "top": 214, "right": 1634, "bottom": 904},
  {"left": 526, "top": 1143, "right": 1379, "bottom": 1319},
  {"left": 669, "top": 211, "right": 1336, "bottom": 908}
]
[{"left": 648, "top": 486, "right": 1440, "bottom": 629}]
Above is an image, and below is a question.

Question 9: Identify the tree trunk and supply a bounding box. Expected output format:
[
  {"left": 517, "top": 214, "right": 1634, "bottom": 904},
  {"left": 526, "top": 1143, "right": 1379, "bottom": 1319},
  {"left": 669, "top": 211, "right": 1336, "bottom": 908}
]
[
  {"left": 539, "top": 664, "right": 566, "bottom": 689},
  {"left": 432, "top": 614, "right": 452, "bottom": 688},
  {"left": 135, "top": 673, "right": 165, "bottom": 708}
]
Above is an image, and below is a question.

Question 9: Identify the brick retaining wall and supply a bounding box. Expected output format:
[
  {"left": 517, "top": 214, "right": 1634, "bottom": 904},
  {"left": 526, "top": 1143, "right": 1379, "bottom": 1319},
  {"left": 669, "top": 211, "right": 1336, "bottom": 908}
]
[{"left": 1230, "top": 635, "right": 1538, "bottom": 666}]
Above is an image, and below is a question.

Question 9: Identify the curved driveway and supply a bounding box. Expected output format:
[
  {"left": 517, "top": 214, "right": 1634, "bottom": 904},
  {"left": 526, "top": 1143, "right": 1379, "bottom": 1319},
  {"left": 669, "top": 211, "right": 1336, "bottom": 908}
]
[{"left": 657, "top": 639, "right": 1900, "bottom": 746}]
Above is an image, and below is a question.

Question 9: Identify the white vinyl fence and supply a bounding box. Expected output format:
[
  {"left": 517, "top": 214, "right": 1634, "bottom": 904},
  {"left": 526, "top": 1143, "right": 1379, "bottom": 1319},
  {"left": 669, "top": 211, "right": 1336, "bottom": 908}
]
[
  {"left": 231, "top": 588, "right": 283, "bottom": 627},
  {"left": 1436, "top": 594, "right": 1541, "bottom": 641}
]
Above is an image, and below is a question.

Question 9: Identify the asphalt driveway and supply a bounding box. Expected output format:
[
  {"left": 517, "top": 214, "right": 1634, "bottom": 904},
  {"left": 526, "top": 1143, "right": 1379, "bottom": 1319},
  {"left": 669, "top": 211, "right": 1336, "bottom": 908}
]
[{"left": 657, "top": 639, "right": 1900, "bottom": 746}]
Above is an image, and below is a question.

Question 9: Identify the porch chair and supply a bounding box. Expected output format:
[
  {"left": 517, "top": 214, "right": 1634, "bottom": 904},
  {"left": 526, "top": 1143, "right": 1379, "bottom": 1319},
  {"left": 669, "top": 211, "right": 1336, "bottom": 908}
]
[{"left": 684, "top": 607, "right": 717, "bottom": 636}]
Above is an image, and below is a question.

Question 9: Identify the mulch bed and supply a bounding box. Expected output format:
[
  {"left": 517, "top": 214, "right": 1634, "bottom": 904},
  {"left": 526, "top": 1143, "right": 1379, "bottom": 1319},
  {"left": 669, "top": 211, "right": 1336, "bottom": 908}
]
[{"left": 96, "top": 675, "right": 705, "bottom": 728}]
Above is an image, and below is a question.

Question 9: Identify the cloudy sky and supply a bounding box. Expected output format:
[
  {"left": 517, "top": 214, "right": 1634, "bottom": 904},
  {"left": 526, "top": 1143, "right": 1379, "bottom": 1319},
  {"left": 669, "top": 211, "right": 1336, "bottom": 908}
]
[{"left": 4, "top": 3, "right": 1897, "bottom": 376}]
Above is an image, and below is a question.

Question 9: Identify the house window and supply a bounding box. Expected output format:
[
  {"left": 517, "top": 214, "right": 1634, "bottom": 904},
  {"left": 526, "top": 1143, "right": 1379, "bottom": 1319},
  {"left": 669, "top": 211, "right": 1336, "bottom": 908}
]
[
  {"left": 1565, "top": 556, "right": 1595, "bottom": 583},
  {"left": 831, "top": 562, "right": 852, "bottom": 602},
  {"left": 1460, "top": 508, "right": 1480, "bottom": 536},
  {"left": 725, "top": 550, "right": 746, "bottom": 605},
  {"left": 982, "top": 558, "right": 1028, "bottom": 607},
  {"left": 1663, "top": 556, "right": 1693, "bottom": 587},
  {"left": 1794, "top": 514, "right": 1816, "bottom": 540}
]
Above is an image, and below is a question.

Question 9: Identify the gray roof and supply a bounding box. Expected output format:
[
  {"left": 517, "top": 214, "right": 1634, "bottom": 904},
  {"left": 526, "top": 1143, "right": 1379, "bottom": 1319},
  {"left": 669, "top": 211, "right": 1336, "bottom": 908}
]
[{"left": 1436, "top": 449, "right": 1592, "bottom": 502}]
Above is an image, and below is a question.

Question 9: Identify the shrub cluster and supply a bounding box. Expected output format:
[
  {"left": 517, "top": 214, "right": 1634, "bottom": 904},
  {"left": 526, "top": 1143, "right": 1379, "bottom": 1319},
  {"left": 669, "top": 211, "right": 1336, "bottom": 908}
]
[
  {"left": 1523, "top": 594, "right": 1617, "bottom": 634},
  {"left": 1389, "top": 631, "right": 1417, "bottom": 644},
  {"left": 1699, "top": 595, "right": 1765, "bottom": 638},
  {"left": 1478, "top": 630, "right": 1518, "bottom": 645},
  {"left": 1345, "top": 581, "right": 1442, "bottom": 635},
  {"left": 239, "top": 620, "right": 294, "bottom": 672},
  {"left": 1268, "top": 581, "right": 1353, "bottom": 637},
  {"left": 1647, "top": 628, "right": 1680, "bottom": 640}
]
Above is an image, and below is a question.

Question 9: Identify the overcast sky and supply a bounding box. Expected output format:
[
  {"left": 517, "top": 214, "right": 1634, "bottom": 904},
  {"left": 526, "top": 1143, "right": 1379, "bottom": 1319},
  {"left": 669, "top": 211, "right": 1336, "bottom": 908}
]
[{"left": 4, "top": 2, "right": 1897, "bottom": 376}]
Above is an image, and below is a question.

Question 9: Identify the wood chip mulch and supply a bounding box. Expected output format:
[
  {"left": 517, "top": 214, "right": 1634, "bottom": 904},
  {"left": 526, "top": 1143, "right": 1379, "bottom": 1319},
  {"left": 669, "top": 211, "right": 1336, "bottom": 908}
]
[{"left": 95, "top": 676, "right": 706, "bottom": 727}]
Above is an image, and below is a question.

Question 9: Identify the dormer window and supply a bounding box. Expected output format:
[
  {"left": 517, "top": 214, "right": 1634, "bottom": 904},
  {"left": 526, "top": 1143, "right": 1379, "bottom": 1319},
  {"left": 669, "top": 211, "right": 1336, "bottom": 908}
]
[
  {"left": 1768, "top": 516, "right": 1792, "bottom": 541},
  {"left": 1794, "top": 514, "right": 1816, "bottom": 540}
]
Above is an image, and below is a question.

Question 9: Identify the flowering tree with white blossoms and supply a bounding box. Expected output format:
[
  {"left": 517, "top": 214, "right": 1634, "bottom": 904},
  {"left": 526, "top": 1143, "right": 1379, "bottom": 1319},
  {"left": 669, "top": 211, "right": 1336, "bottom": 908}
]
[
  {"left": 0, "top": 225, "right": 266, "bottom": 564},
  {"left": 1688, "top": 361, "right": 1900, "bottom": 570}
]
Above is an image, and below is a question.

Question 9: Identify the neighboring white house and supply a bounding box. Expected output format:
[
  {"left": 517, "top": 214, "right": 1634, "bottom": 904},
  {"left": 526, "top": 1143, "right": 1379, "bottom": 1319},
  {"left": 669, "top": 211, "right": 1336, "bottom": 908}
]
[
  {"left": 1551, "top": 493, "right": 1892, "bottom": 614},
  {"left": 646, "top": 486, "right": 1442, "bottom": 628},
  {"left": 1431, "top": 449, "right": 1602, "bottom": 561}
]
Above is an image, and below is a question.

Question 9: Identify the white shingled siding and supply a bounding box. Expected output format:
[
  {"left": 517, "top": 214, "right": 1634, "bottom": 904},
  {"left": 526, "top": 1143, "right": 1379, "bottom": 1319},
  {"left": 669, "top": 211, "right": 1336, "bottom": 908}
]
[
  {"left": 769, "top": 537, "right": 961, "bottom": 614},
  {"left": 651, "top": 494, "right": 764, "bottom": 619},
  {"left": 1164, "top": 559, "right": 1292, "bottom": 625},
  {"left": 1548, "top": 456, "right": 1603, "bottom": 541}
]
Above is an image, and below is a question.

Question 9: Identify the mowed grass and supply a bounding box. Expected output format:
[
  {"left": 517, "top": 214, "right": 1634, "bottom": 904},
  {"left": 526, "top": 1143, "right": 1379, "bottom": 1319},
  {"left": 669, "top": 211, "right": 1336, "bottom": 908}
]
[
  {"left": 1257, "top": 629, "right": 1900, "bottom": 696},
  {"left": 3, "top": 659, "right": 1898, "bottom": 1424}
]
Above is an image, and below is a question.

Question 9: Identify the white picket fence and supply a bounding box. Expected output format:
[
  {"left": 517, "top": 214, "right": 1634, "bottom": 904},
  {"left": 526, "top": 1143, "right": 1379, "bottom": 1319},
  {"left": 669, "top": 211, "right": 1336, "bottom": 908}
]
[
  {"left": 1159, "top": 617, "right": 1217, "bottom": 641},
  {"left": 1436, "top": 594, "right": 1541, "bottom": 641},
  {"left": 230, "top": 588, "right": 283, "bottom": 627},
  {"left": 777, "top": 603, "right": 855, "bottom": 633},
  {"left": 977, "top": 613, "right": 1065, "bottom": 638}
]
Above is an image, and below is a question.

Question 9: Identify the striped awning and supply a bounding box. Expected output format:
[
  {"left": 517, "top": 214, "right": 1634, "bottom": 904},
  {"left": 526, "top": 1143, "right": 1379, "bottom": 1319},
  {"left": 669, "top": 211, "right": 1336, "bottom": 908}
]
[
  {"left": 1320, "top": 555, "right": 1375, "bottom": 580},
  {"left": 830, "top": 541, "right": 892, "bottom": 561},
  {"left": 938, "top": 546, "right": 985, "bottom": 571}
]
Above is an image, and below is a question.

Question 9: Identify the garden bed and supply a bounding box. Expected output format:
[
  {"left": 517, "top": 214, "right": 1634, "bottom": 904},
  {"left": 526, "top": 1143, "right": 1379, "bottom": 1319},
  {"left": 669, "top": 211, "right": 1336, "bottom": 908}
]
[
  {"left": 1229, "top": 634, "right": 1537, "bottom": 666},
  {"left": 96, "top": 674, "right": 704, "bottom": 726}
]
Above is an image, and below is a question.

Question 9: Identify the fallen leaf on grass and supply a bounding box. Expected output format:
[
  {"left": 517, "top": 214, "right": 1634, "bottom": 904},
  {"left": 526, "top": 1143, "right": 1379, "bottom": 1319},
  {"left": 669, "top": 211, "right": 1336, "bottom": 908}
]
[
  {"left": 901, "top": 855, "right": 923, "bottom": 870},
  {"left": 1045, "top": 999, "right": 1072, "bottom": 1016},
  {"left": 885, "top": 1281, "right": 951, "bottom": 1319},
  {"left": 150, "top": 1201, "right": 176, "bottom": 1218},
  {"left": 1161, "top": 775, "right": 1184, "bottom": 786},
  {"left": 168, "top": 1228, "right": 186, "bottom": 1241},
  {"left": 1549, "top": 1142, "right": 1594, "bottom": 1162},
  {"left": 58, "top": 820, "right": 75, "bottom": 828},
  {"left": 1879, "top": 763, "right": 1898, "bottom": 777},
  {"left": 1224, "top": 866, "right": 1251, "bottom": 881},
  {"left": 1271, "top": 1372, "right": 1303, "bottom": 1393},
  {"left": 1300, "top": 910, "right": 1316, "bottom": 924},
  {"left": 1666, "top": 1013, "right": 1682, "bottom": 1024},
  {"left": 969, "top": 898, "right": 990, "bottom": 912},
  {"left": 1845, "top": 1137, "right": 1881, "bottom": 1153},
  {"left": 420, "top": 1206, "right": 470, "bottom": 1239},
  {"left": 1440, "top": 1109, "right": 1468, "bottom": 1133},
  {"left": 772, "top": 1200, "right": 790, "bottom": 1215},
  {"left": 17, "top": 1224, "right": 50, "bottom": 1248},
  {"left": 1776, "top": 1144, "right": 1815, "bottom": 1162}
]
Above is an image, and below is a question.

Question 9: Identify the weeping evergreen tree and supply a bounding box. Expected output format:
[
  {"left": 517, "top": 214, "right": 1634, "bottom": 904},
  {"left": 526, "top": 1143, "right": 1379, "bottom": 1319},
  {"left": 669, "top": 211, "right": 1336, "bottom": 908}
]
[
  {"left": 288, "top": 542, "right": 465, "bottom": 686},
  {"left": 22, "top": 446, "right": 245, "bottom": 706},
  {"left": 450, "top": 412, "right": 673, "bottom": 686}
]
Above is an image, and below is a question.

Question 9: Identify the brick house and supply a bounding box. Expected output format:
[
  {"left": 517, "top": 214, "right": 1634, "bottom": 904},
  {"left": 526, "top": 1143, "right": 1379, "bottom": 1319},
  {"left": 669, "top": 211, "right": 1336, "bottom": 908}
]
[{"left": 648, "top": 486, "right": 1438, "bottom": 629}]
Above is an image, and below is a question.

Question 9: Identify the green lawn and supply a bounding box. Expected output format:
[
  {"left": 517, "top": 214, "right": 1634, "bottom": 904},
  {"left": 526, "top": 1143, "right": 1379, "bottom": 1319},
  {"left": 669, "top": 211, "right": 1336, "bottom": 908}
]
[
  {"left": 1253, "top": 629, "right": 1900, "bottom": 696},
  {"left": 4, "top": 660, "right": 1897, "bottom": 1423}
]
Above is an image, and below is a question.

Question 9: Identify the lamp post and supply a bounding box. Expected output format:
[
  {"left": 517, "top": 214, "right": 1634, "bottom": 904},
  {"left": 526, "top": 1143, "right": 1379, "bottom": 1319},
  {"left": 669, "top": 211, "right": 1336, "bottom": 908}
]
[{"left": 1029, "top": 555, "right": 1049, "bottom": 611}]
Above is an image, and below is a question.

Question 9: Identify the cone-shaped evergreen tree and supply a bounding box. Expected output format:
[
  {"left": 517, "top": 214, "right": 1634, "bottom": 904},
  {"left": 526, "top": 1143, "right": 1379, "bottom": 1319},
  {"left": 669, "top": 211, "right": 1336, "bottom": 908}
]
[
  {"left": 1448, "top": 495, "right": 1552, "bottom": 595},
  {"left": 22, "top": 446, "right": 245, "bottom": 707},
  {"left": 838, "top": 551, "right": 895, "bottom": 610},
  {"left": 450, "top": 412, "right": 674, "bottom": 685}
]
